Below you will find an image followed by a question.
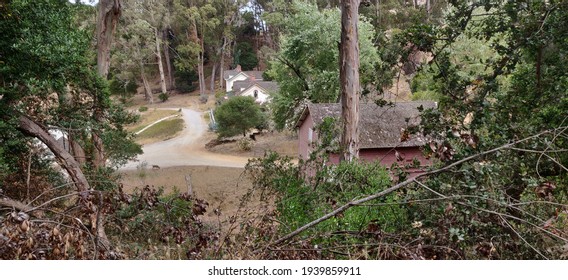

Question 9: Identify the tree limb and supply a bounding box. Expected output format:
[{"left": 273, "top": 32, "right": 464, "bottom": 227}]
[
  {"left": 18, "top": 115, "right": 91, "bottom": 195},
  {"left": 269, "top": 127, "right": 564, "bottom": 246}
]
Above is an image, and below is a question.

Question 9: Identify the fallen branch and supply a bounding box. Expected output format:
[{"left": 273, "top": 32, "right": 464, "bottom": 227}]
[
  {"left": 0, "top": 197, "right": 44, "bottom": 217},
  {"left": 269, "top": 127, "right": 564, "bottom": 246}
]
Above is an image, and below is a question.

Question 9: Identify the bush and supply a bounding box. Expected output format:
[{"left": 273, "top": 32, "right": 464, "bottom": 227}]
[
  {"left": 199, "top": 95, "right": 208, "bottom": 104},
  {"left": 237, "top": 137, "right": 253, "bottom": 151},
  {"left": 138, "top": 106, "right": 148, "bottom": 112},
  {"left": 174, "top": 69, "right": 198, "bottom": 93},
  {"left": 158, "top": 93, "right": 169, "bottom": 102},
  {"left": 214, "top": 96, "right": 265, "bottom": 138}
]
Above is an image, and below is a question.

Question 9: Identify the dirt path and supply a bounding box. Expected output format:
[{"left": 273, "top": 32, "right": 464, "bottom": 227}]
[{"left": 121, "top": 108, "right": 250, "bottom": 170}]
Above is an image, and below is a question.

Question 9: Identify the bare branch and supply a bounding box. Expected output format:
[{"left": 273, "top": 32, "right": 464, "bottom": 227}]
[{"left": 269, "top": 126, "right": 565, "bottom": 246}]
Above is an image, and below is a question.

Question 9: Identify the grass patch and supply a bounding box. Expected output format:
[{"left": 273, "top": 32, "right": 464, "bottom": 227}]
[
  {"left": 136, "top": 118, "right": 184, "bottom": 144},
  {"left": 129, "top": 109, "right": 179, "bottom": 133}
]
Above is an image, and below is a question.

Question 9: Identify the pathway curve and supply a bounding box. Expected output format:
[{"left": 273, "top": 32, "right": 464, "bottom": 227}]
[{"left": 121, "top": 108, "right": 250, "bottom": 170}]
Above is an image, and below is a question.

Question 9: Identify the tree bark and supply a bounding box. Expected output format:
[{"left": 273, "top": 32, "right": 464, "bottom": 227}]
[
  {"left": 219, "top": 41, "right": 226, "bottom": 90},
  {"left": 140, "top": 61, "right": 153, "bottom": 104},
  {"left": 154, "top": 27, "right": 167, "bottom": 94},
  {"left": 191, "top": 19, "right": 206, "bottom": 99},
  {"left": 163, "top": 29, "right": 174, "bottom": 90},
  {"left": 210, "top": 63, "right": 217, "bottom": 95},
  {"left": 339, "top": 0, "right": 361, "bottom": 162},
  {"left": 69, "top": 133, "right": 87, "bottom": 165},
  {"left": 0, "top": 197, "right": 43, "bottom": 217},
  {"left": 94, "top": 0, "right": 121, "bottom": 169},
  {"left": 96, "top": 0, "right": 122, "bottom": 78},
  {"left": 19, "top": 115, "right": 91, "bottom": 195},
  {"left": 219, "top": 36, "right": 228, "bottom": 90}
]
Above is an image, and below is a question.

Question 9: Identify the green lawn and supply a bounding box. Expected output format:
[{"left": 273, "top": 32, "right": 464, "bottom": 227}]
[
  {"left": 135, "top": 118, "right": 184, "bottom": 144},
  {"left": 129, "top": 109, "right": 179, "bottom": 134}
]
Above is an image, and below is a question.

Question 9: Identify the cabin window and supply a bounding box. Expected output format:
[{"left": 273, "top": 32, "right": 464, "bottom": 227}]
[
  {"left": 308, "top": 128, "right": 313, "bottom": 142},
  {"left": 254, "top": 90, "right": 258, "bottom": 98}
]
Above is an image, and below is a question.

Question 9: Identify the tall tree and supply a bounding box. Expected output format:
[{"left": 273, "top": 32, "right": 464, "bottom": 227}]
[
  {"left": 174, "top": 0, "right": 219, "bottom": 99},
  {"left": 97, "top": 0, "right": 122, "bottom": 78},
  {"left": 113, "top": 15, "right": 156, "bottom": 103},
  {"left": 94, "top": 0, "right": 122, "bottom": 168},
  {"left": 1, "top": 0, "right": 139, "bottom": 252},
  {"left": 339, "top": 0, "right": 361, "bottom": 162},
  {"left": 267, "top": 1, "right": 382, "bottom": 129}
]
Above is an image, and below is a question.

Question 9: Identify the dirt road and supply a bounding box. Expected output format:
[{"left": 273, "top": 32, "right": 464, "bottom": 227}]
[{"left": 121, "top": 108, "right": 250, "bottom": 170}]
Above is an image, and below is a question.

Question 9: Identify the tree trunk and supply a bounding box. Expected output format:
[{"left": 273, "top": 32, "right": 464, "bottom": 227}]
[
  {"left": 69, "top": 133, "right": 87, "bottom": 165},
  {"left": 198, "top": 52, "right": 205, "bottom": 98},
  {"left": 94, "top": 0, "right": 121, "bottom": 169},
  {"left": 140, "top": 61, "right": 153, "bottom": 104},
  {"left": 219, "top": 37, "right": 227, "bottom": 90},
  {"left": 210, "top": 62, "right": 217, "bottom": 95},
  {"left": 19, "top": 116, "right": 112, "bottom": 249},
  {"left": 191, "top": 19, "right": 206, "bottom": 98},
  {"left": 163, "top": 29, "right": 174, "bottom": 90},
  {"left": 339, "top": 0, "right": 361, "bottom": 162},
  {"left": 19, "top": 115, "right": 91, "bottom": 195},
  {"left": 96, "top": 0, "right": 122, "bottom": 78},
  {"left": 154, "top": 27, "right": 167, "bottom": 94}
]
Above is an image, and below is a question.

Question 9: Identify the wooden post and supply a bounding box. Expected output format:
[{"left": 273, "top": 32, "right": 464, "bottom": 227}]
[{"left": 185, "top": 174, "right": 193, "bottom": 196}]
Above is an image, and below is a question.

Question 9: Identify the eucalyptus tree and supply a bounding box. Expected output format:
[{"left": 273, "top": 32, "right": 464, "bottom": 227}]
[
  {"left": 267, "top": 1, "right": 383, "bottom": 130},
  {"left": 174, "top": 0, "right": 220, "bottom": 99},
  {"left": 1, "top": 0, "right": 140, "bottom": 252},
  {"left": 113, "top": 14, "right": 157, "bottom": 103}
]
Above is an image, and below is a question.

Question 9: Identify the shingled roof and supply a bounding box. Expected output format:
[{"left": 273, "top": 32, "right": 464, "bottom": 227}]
[
  {"left": 297, "top": 101, "right": 437, "bottom": 149},
  {"left": 232, "top": 80, "right": 279, "bottom": 94}
]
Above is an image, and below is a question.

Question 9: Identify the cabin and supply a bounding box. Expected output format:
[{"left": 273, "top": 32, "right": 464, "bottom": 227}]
[{"left": 295, "top": 101, "right": 437, "bottom": 175}]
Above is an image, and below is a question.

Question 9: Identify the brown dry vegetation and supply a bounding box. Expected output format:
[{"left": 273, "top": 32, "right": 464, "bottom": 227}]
[
  {"left": 207, "top": 131, "right": 298, "bottom": 158},
  {"left": 119, "top": 166, "right": 253, "bottom": 225}
]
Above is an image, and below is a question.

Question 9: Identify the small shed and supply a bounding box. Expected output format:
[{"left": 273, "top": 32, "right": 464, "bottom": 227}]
[{"left": 295, "top": 101, "right": 437, "bottom": 173}]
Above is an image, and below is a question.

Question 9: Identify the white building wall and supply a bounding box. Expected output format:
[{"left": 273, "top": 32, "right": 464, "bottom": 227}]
[
  {"left": 241, "top": 85, "right": 270, "bottom": 104},
  {"left": 226, "top": 73, "right": 249, "bottom": 92}
]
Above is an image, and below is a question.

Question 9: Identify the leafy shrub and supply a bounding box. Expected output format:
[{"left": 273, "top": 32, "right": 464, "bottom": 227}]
[
  {"left": 214, "top": 96, "right": 265, "bottom": 138},
  {"left": 138, "top": 106, "right": 148, "bottom": 112},
  {"left": 158, "top": 93, "right": 169, "bottom": 102},
  {"left": 237, "top": 137, "right": 253, "bottom": 151}
]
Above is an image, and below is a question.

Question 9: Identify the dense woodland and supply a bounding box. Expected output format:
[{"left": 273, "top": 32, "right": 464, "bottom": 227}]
[{"left": 0, "top": 0, "right": 567, "bottom": 259}]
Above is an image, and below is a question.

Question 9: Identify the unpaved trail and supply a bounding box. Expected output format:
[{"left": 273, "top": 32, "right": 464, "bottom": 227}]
[{"left": 121, "top": 108, "right": 250, "bottom": 170}]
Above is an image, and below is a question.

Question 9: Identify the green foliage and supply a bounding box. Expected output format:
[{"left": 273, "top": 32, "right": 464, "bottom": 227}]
[
  {"left": 174, "top": 68, "right": 198, "bottom": 93},
  {"left": 109, "top": 78, "right": 138, "bottom": 99},
  {"left": 267, "top": 1, "right": 384, "bottom": 129},
  {"left": 214, "top": 96, "right": 266, "bottom": 138},
  {"left": 138, "top": 106, "right": 149, "bottom": 112},
  {"left": 233, "top": 42, "right": 258, "bottom": 71},
  {"left": 402, "top": 0, "right": 568, "bottom": 259},
  {"left": 158, "top": 93, "right": 169, "bottom": 102},
  {"left": 245, "top": 152, "right": 403, "bottom": 254},
  {"left": 0, "top": 0, "right": 140, "bottom": 195}
]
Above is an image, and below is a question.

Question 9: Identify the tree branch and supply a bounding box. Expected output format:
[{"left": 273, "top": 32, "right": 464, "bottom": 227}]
[{"left": 269, "top": 126, "right": 565, "bottom": 246}]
